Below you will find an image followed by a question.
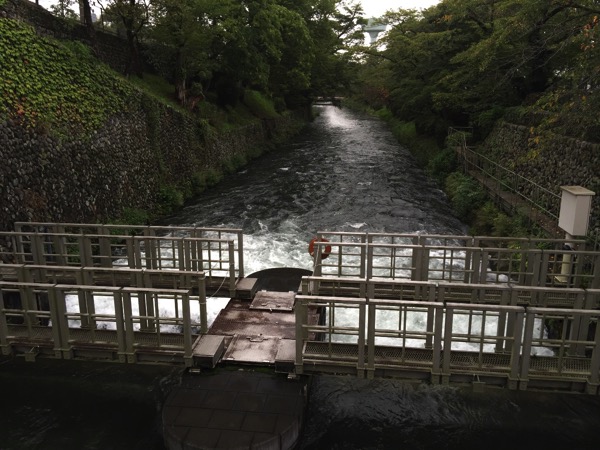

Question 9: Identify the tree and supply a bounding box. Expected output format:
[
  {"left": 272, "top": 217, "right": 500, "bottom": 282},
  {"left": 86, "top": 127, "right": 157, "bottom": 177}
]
[
  {"left": 50, "top": 0, "right": 78, "bottom": 20},
  {"left": 98, "top": 0, "right": 151, "bottom": 76}
]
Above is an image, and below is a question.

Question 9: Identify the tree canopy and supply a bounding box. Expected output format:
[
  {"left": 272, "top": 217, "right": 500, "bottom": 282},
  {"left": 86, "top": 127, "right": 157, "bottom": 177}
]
[
  {"left": 89, "top": 0, "right": 365, "bottom": 110},
  {"left": 353, "top": 0, "right": 600, "bottom": 142}
]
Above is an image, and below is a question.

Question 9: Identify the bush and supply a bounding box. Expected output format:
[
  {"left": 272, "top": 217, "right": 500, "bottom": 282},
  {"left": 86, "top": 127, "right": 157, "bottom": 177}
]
[
  {"left": 427, "top": 148, "right": 457, "bottom": 185},
  {"left": 243, "top": 90, "right": 279, "bottom": 119},
  {"left": 157, "top": 185, "right": 184, "bottom": 215},
  {"left": 445, "top": 172, "right": 486, "bottom": 222}
]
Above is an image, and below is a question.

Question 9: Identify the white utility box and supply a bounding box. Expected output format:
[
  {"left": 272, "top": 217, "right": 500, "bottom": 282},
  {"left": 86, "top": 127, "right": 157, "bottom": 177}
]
[{"left": 558, "top": 186, "right": 595, "bottom": 236}]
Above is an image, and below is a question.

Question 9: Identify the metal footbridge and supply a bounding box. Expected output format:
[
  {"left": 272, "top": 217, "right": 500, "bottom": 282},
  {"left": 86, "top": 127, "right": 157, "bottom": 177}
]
[{"left": 1, "top": 222, "right": 600, "bottom": 395}]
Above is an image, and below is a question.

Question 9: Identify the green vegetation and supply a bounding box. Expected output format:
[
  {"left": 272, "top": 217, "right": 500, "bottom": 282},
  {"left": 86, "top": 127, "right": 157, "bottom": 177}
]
[
  {"left": 0, "top": 19, "right": 133, "bottom": 139},
  {"left": 355, "top": 0, "right": 600, "bottom": 144},
  {"left": 350, "top": 0, "right": 600, "bottom": 238}
]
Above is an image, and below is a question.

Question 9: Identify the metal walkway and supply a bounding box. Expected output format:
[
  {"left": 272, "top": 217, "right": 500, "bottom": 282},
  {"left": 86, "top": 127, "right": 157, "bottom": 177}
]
[{"left": 1, "top": 223, "right": 600, "bottom": 394}]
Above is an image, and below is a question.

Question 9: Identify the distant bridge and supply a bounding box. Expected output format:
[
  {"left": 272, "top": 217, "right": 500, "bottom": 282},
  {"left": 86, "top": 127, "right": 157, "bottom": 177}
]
[{"left": 1, "top": 223, "right": 600, "bottom": 394}]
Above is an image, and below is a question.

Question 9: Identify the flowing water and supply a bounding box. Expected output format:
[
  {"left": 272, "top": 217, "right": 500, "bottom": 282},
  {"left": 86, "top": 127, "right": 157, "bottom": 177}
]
[
  {"left": 162, "top": 106, "right": 600, "bottom": 449},
  {"left": 163, "top": 105, "right": 466, "bottom": 275},
  {"left": 2, "top": 106, "right": 599, "bottom": 449}
]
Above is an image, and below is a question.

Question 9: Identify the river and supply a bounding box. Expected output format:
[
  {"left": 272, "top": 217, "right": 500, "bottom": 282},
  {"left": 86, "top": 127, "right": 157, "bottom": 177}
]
[
  {"left": 164, "top": 106, "right": 466, "bottom": 276},
  {"left": 162, "top": 106, "right": 600, "bottom": 449},
  {"left": 1, "top": 106, "right": 599, "bottom": 449}
]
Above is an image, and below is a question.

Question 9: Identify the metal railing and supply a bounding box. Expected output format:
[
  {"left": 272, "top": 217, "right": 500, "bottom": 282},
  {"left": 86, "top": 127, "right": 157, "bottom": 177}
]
[
  {"left": 13, "top": 222, "right": 245, "bottom": 277},
  {"left": 310, "top": 232, "right": 599, "bottom": 289},
  {"left": 294, "top": 280, "right": 600, "bottom": 393},
  {"left": 0, "top": 281, "right": 200, "bottom": 366},
  {"left": 1, "top": 230, "right": 239, "bottom": 294},
  {"left": 448, "top": 128, "right": 562, "bottom": 222}
]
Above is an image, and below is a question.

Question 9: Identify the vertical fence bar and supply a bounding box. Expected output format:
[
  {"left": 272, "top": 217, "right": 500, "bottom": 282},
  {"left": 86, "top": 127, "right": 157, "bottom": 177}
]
[
  {"left": 519, "top": 310, "right": 536, "bottom": 391},
  {"left": 295, "top": 299, "right": 307, "bottom": 375},
  {"left": 508, "top": 309, "right": 524, "bottom": 390},
  {"left": 113, "top": 289, "right": 127, "bottom": 363},
  {"left": 182, "top": 292, "right": 193, "bottom": 367},
  {"left": 587, "top": 316, "right": 600, "bottom": 394},
  {"left": 356, "top": 302, "right": 366, "bottom": 378},
  {"left": 122, "top": 290, "right": 135, "bottom": 363},
  {"left": 431, "top": 303, "right": 444, "bottom": 384},
  {"left": 0, "top": 286, "right": 10, "bottom": 355},
  {"left": 442, "top": 307, "right": 454, "bottom": 384},
  {"left": 366, "top": 302, "right": 376, "bottom": 379},
  {"left": 198, "top": 273, "right": 208, "bottom": 334},
  {"left": 54, "top": 286, "right": 72, "bottom": 359},
  {"left": 228, "top": 241, "right": 236, "bottom": 297}
]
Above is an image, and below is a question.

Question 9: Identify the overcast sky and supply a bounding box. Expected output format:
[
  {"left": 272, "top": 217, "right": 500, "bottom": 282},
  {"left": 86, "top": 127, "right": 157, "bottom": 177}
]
[
  {"left": 37, "top": 1, "right": 441, "bottom": 18},
  {"left": 360, "top": 0, "right": 440, "bottom": 18}
]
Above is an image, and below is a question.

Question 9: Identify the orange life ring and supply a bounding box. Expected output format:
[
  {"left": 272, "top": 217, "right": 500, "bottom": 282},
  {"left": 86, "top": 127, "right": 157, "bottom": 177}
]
[{"left": 309, "top": 237, "right": 332, "bottom": 259}]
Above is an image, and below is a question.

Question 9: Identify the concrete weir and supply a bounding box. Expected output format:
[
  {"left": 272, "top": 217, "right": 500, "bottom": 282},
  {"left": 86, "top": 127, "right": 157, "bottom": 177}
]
[{"left": 162, "top": 268, "right": 311, "bottom": 450}]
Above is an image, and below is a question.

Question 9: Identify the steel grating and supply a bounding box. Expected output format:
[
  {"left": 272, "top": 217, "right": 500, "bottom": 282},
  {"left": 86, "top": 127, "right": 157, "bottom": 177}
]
[
  {"left": 7, "top": 325, "right": 53, "bottom": 339},
  {"left": 304, "top": 341, "right": 359, "bottom": 360},
  {"left": 529, "top": 356, "right": 591, "bottom": 376}
]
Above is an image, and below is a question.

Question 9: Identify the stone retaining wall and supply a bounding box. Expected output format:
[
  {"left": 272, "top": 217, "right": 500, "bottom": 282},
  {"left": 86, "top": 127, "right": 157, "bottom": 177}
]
[
  {"left": 482, "top": 120, "right": 600, "bottom": 235},
  {"left": 0, "top": 91, "right": 297, "bottom": 231},
  {"left": 2, "top": 0, "right": 131, "bottom": 73}
]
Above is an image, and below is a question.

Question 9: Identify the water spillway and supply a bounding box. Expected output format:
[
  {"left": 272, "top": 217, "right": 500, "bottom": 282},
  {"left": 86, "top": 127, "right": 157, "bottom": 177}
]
[
  {"left": 2, "top": 106, "right": 599, "bottom": 449},
  {"left": 159, "top": 106, "right": 600, "bottom": 449},
  {"left": 162, "top": 105, "right": 466, "bottom": 275}
]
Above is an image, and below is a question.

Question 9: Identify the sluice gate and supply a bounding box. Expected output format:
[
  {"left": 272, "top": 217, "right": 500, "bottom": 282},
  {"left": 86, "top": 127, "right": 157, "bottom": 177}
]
[{"left": 1, "top": 223, "right": 600, "bottom": 394}]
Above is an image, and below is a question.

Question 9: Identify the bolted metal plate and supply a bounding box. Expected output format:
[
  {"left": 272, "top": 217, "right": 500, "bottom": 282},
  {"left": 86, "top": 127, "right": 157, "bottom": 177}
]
[
  {"left": 209, "top": 298, "right": 298, "bottom": 339},
  {"left": 222, "top": 334, "right": 280, "bottom": 364},
  {"left": 249, "top": 291, "right": 295, "bottom": 312}
]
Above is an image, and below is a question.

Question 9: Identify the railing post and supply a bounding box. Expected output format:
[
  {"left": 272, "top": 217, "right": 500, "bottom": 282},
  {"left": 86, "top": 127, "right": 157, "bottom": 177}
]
[
  {"left": 508, "top": 309, "right": 524, "bottom": 390},
  {"left": 98, "top": 227, "right": 112, "bottom": 267},
  {"left": 182, "top": 291, "right": 193, "bottom": 367},
  {"left": 54, "top": 286, "right": 72, "bottom": 359},
  {"left": 586, "top": 313, "right": 600, "bottom": 395},
  {"left": 122, "top": 289, "right": 135, "bottom": 363},
  {"left": 113, "top": 289, "right": 127, "bottom": 363},
  {"left": 366, "top": 243, "right": 374, "bottom": 280},
  {"left": 228, "top": 241, "right": 236, "bottom": 297},
  {"left": 0, "top": 286, "right": 10, "bottom": 356},
  {"left": 237, "top": 231, "right": 245, "bottom": 278},
  {"left": 366, "top": 302, "right": 376, "bottom": 379},
  {"left": 430, "top": 303, "right": 443, "bottom": 385},
  {"left": 425, "top": 283, "right": 436, "bottom": 349},
  {"left": 357, "top": 301, "right": 366, "bottom": 378},
  {"left": 359, "top": 235, "right": 367, "bottom": 279},
  {"left": 177, "top": 238, "right": 185, "bottom": 271},
  {"left": 441, "top": 306, "right": 453, "bottom": 385},
  {"left": 31, "top": 233, "right": 45, "bottom": 265},
  {"left": 295, "top": 299, "right": 307, "bottom": 375},
  {"left": 198, "top": 273, "right": 208, "bottom": 334},
  {"left": 569, "top": 291, "right": 586, "bottom": 356},
  {"left": 495, "top": 288, "right": 509, "bottom": 353},
  {"left": 412, "top": 245, "right": 423, "bottom": 281},
  {"left": 519, "top": 310, "right": 536, "bottom": 391}
]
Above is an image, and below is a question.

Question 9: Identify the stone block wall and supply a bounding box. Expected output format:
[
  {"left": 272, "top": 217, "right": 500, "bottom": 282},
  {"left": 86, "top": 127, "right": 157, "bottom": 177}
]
[
  {"left": 2, "top": 0, "right": 130, "bottom": 73},
  {"left": 0, "top": 91, "right": 296, "bottom": 231},
  {"left": 482, "top": 121, "right": 600, "bottom": 235}
]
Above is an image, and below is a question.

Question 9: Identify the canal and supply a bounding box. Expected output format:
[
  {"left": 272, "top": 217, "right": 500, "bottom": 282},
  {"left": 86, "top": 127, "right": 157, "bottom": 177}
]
[{"left": 1, "top": 106, "right": 599, "bottom": 449}]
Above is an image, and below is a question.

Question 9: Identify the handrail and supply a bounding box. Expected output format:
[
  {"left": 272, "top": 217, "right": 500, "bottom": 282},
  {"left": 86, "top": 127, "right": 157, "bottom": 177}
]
[
  {"left": 12, "top": 222, "right": 245, "bottom": 277},
  {"left": 0, "top": 281, "right": 198, "bottom": 365},
  {"left": 460, "top": 146, "right": 561, "bottom": 220},
  {"left": 0, "top": 230, "right": 238, "bottom": 292},
  {"left": 294, "top": 290, "right": 600, "bottom": 393}
]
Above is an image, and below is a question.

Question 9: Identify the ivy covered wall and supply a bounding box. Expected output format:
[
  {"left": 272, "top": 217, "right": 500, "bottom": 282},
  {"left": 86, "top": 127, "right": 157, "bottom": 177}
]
[{"left": 0, "top": 7, "right": 299, "bottom": 231}]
